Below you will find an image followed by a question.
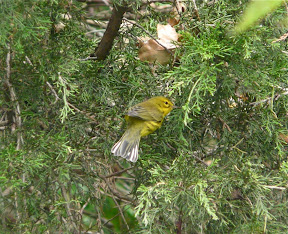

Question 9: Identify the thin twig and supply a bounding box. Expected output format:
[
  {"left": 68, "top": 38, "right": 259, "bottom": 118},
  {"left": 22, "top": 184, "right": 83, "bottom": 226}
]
[
  {"left": 111, "top": 194, "right": 130, "bottom": 230},
  {"left": 264, "top": 185, "right": 286, "bottom": 190},
  {"left": 79, "top": 198, "right": 90, "bottom": 232},
  {"left": 97, "top": 206, "right": 102, "bottom": 233},
  {"left": 0, "top": 120, "right": 9, "bottom": 127},
  {"left": 46, "top": 81, "right": 60, "bottom": 104},
  {"left": 191, "top": 0, "right": 201, "bottom": 21},
  {"left": 218, "top": 117, "right": 232, "bottom": 132},
  {"left": 104, "top": 166, "right": 134, "bottom": 178},
  {"left": 245, "top": 196, "right": 253, "bottom": 207},
  {"left": 116, "top": 161, "right": 135, "bottom": 177},
  {"left": 272, "top": 32, "right": 288, "bottom": 43},
  {"left": 101, "top": 0, "right": 110, "bottom": 7},
  {"left": 60, "top": 183, "right": 78, "bottom": 232},
  {"left": 46, "top": 81, "right": 97, "bottom": 122},
  {"left": 25, "top": 55, "right": 33, "bottom": 66},
  {"left": 67, "top": 102, "right": 97, "bottom": 122},
  {"left": 231, "top": 138, "right": 247, "bottom": 154},
  {"left": 190, "top": 153, "right": 209, "bottom": 167},
  {"left": 250, "top": 90, "right": 288, "bottom": 106},
  {"left": 234, "top": 165, "right": 242, "bottom": 172},
  {"left": 99, "top": 175, "right": 134, "bottom": 203},
  {"left": 186, "top": 150, "right": 209, "bottom": 167},
  {"left": 113, "top": 176, "right": 135, "bottom": 181},
  {"left": 13, "top": 192, "right": 21, "bottom": 226},
  {"left": 123, "top": 17, "right": 174, "bottom": 56},
  {"left": 102, "top": 205, "right": 131, "bottom": 227},
  {"left": 147, "top": 0, "right": 174, "bottom": 3},
  {"left": 79, "top": 198, "right": 90, "bottom": 217},
  {"left": 78, "top": 56, "right": 98, "bottom": 61}
]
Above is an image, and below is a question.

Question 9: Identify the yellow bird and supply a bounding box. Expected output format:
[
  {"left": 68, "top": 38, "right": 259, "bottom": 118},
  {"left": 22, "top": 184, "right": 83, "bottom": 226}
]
[{"left": 111, "top": 96, "right": 174, "bottom": 162}]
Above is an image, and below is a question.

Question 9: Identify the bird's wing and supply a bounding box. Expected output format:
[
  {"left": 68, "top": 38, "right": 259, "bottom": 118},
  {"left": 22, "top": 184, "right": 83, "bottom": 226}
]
[{"left": 127, "top": 105, "right": 162, "bottom": 122}]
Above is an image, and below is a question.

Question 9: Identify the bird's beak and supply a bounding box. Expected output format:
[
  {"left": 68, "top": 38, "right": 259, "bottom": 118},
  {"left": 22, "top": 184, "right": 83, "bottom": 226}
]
[{"left": 173, "top": 105, "right": 181, "bottom": 109}]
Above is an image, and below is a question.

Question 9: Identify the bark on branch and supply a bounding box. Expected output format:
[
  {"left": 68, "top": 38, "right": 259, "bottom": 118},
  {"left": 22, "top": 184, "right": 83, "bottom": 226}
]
[
  {"left": 94, "top": 4, "right": 128, "bottom": 60},
  {"left": 4, "top": 44, "right": 23, "bottom": 150}
]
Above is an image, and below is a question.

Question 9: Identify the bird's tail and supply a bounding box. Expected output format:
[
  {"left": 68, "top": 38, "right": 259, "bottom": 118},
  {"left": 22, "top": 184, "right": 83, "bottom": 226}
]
[{"left": 111, "top": 129, "right": 141, "bottom": 162}]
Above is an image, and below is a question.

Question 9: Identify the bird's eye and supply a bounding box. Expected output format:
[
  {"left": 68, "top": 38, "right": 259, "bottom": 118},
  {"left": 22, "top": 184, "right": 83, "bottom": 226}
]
[{"left": 164, "top": 101, "right": 169, "bottom": 106}]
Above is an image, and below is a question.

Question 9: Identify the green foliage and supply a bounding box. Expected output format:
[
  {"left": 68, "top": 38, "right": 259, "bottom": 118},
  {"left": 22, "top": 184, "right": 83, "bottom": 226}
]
[
  {"left": 1, "top": 0, "right": 288, "bottom": 233},
  {"left": 235, "top": 0, "right": 283, "bottom": 32}
]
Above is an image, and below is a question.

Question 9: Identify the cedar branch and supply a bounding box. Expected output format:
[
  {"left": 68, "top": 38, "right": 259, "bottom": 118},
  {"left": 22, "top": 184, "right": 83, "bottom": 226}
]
[{"left": 94, "top": 4, "right": 128, "bottom": 60}]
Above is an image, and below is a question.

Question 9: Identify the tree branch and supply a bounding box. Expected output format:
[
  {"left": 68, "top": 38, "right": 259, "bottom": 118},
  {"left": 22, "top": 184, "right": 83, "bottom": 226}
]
[
  {"left": 4, "top": 43, "right": 26, "bottom": 226},
  {"left": 176, "top": 211, "right": 182, "bottom": 234},
  {"left": 191, "top": 0, "right": 201, "bottom": 21},
  {"left": 104, "top": 166, "right": 134, "bottom": 178},
  {"left": 4, "top": 43, "right": 23, "bottom": 150},
  {"left": 60, "top": 183, "right": 78, "bottom": 232},
  {"left": 250, "top": 90, "right": 288, "bottom": 106},
  {"left": 98, "top": 174, "right": 134, "bottom": 203},
  {"left": 94, "top": 3, "right": 128, "bottom": 60}
]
